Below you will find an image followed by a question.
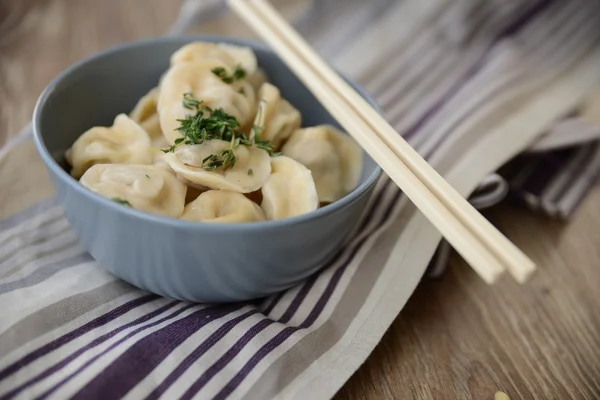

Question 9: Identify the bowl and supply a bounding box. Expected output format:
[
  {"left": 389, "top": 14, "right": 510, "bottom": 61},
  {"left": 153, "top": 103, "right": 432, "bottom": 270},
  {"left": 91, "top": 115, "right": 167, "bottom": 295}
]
[{"left": 33, "top": 36, "right": 382, "bottom": 303}]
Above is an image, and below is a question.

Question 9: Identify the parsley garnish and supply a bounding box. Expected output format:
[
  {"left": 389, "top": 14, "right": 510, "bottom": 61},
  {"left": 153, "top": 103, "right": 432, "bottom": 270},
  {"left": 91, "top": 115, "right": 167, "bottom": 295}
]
[
  {"left": 162, "top": 93, "right": 277, "bottom": 171},
  {"left": 211, "top": 64, "right": 246, "bottom": 84},
  {"left": 201, "top": 149, "right": 236, "bottom": 171},
  {"left": 112, "top": 198, "right": 132, "bottom": 207},
  {"left": 161, "top": 94, "right": 240, "bottom": 155},
  {"left": 254, "top": 132, "right": 273, "bottom": 152},
  {"left": 248, "top": 169, "right": 254, "bottom": 176},
  {"left": 182, "top": 92, "right": 202, "bottom": 109},
  {"left": 145, "top": 174, "right": 150, "bottom": 179}
]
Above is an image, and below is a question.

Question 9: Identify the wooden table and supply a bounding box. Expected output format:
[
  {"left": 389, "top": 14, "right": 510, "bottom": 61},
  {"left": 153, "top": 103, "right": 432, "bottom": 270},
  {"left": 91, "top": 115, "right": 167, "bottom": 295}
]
[{"left": 1, "top": 1, "right": 599, "bottom": 399}]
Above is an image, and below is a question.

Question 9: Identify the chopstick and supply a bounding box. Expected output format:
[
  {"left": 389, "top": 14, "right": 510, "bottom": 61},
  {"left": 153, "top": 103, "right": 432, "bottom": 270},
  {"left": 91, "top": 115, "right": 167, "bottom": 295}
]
[{"left": 227, "top": 0, "right": 535, "bottom": 284}]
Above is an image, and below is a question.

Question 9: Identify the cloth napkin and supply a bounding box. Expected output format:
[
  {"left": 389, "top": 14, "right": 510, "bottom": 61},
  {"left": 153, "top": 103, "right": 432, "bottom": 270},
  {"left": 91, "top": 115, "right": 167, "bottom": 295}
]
[{"left": 1, "top": 1, "right": 600, "bottom": 399}]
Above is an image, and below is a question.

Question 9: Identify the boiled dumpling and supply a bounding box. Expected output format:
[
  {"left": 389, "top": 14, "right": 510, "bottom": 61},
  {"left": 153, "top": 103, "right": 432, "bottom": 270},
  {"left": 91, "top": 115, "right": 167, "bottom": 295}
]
[
  {"left": 129, "top": 88, "right": 172, "bottom": 169},
  {"left": 163, "top": 141, "right": 271, "bottom": 193},
  {"left": 170, "top": 41, "right": 258, "bottom": 75},
  {"left": 253, "top": 83, "right": 301, "bottom": 150},
  {"left": 282, "top": 125, "right": 362, "bottom": 203},
  {"left": 158, "top": 61, "right": 256, "bottom": 144},
  {"left": 261, "top": 156, "right": 318, "bottom": 220},
  {"left": 247, "top": 68, "right": 268, "bottom": 92},
  {"left": 65, "top": 114, "right": 152, "bottom": 178},
  {"left": 129, "top": 87, "right": 163, "bottom": 141},
  {"left": 181, "top": 190, "right": 265, "bottom": 223},
  {"left": 80, "top": 164, "right": 187, "bottom": 218}
]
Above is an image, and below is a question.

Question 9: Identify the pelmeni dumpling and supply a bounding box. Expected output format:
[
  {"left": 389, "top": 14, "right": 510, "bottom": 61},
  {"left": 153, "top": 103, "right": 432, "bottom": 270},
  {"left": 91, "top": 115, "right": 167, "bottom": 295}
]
[
  {"left": 65, "top": 114, "right": 152, "bottom": 178},
  {"left": 129, "top": 88, "right": 171, "bottom": 170},
  {"left": 80, "top": 164, "right": 187, "bottom": 218},
  {"left": 163, "top": 141, "right": 271, "bottom": 193},
  {"left": 261, "top": 156, "right": 318, "bottom": 220},
  {"left": 170, "top": 42, "right": 258, "bottom": 74},
  {"left": 254, "top": 83, "right": 301, "bottom": 150},
  {"left": 129, "top": 87, "right": 163, "bottom": 140},
  {"left": 158, "top": 61, "right": 256, "bottom": 144},
  {"left": 282, "top": 125, "right": 362, "bottom": 203},
  {"left": 247, "top": 68, "right": 268, "bottom": 91},
  {"left": 181, "top": 190, "right": 266, "bottom": 223}
]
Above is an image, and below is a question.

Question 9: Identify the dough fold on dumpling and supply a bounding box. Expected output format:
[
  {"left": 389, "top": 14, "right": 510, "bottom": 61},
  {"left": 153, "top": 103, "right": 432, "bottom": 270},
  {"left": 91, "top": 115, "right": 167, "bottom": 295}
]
[
  {"left": 254, "top": 83, "right": 301, "bottom": 150},
  {"left": 163, "top": 141, "right": 271, "bottom": 193},
  {"left": 158, "top": 61, "right": 256, "bottom": 144},
  {"left": 129, "top": 87, "right": 174, "bottom": 170},
  {"left": 129, "top": 87, "right": 163, "bottom": 142},
  {"left": 261, "top": 156, "right": 318, "bottom": 220},
  {"left": 65, "top": 114, "right": 152, "bottom": 179},
  {"left": 282, "top": 125, "right": 362, "bottom": 203},
  {"left": 247, "top": 68, "right": 268, "bottom": 92},
  {"left": 80, "top": 164, "right": 187, "bottom": 218},
  {"left": 181, "top": 190, "right": 265, "bottom": 223},
  {"left": 170, "top": 41, "right": 258, "bottom": 76}
]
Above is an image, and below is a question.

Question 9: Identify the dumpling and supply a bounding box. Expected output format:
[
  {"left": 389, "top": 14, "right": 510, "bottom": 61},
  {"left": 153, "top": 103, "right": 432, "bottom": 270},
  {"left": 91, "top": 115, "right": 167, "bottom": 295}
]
[
  {"left": 261, "top": 156, "right": 318, "bottom": 220},
  {"left": 129, "top": 87, "right": 171, "bottom": 170},
  {"left": 181, "top": 190, "right": 265, "bottom": 223},
  {"left": 163, "top": 141, "right": 271, "bottom": 193},
  {"left": 253, "top": 83, "right": 301, "bottom": 150},
  {"left": 80, "top": 164, "right": 187, "bottom": 218},
  {"left": 65, "top": 114, "right": 152, "bottom": 178},
  {"left": 247, "top": 68, "right": 268, "bottom": 92},
  {"left": 158, "top": 61, "right": 256, "bottom": 144},
  {"left": 282, "top": 125, "right": 362, "bottom": 203},
  {"left": 129, "top": 87, "right": 163, "bottom": 141},
  {"left": 170, "top": 41, "right": 258, "bottom": 75}
]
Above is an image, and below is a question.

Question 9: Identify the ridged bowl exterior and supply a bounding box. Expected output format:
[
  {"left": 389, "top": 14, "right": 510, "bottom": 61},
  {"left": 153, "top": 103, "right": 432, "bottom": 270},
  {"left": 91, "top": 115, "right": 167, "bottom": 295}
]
[{"left": 33, "top": 36, "right": 382, "bottom": 302}]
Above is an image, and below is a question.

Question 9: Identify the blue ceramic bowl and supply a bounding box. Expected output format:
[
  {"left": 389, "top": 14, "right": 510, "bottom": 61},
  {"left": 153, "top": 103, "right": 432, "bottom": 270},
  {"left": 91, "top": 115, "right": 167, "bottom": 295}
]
[{"left": 33, "top": 36, "right": 382, "bottom": 303}]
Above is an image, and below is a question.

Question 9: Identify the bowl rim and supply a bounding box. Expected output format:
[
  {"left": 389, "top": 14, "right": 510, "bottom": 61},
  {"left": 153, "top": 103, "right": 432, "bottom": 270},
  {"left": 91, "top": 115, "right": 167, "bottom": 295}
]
[{"left": 33, "top": 35, "right": 383, "bottom": 231}]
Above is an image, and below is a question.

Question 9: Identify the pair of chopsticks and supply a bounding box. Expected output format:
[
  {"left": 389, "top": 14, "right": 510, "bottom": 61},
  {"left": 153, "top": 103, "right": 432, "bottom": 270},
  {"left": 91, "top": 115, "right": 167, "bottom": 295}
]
[{"left": 227, "top": 0, "right": 536, "bottom": 284}]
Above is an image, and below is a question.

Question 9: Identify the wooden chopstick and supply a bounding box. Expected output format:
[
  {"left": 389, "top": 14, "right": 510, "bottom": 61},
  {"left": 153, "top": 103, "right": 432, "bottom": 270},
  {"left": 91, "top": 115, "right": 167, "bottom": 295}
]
[
  {"left": 230, "top": 0, "right": 528, "bottom": 283},
  {"left": 241, "top": 0, "right": 536, "bottom": 284},
  {"left": 227, "top": 0, "right": 535, "bottom": 284}
]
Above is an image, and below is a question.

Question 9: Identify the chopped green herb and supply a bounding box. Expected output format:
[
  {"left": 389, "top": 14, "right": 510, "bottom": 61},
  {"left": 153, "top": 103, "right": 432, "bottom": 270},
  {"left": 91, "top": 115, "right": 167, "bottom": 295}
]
[
  {"left": 211, "top": 64, "right": 247, "bottom": 84},
  {"left": 161, "top": 93, "right": 277, "bottom": 171},
  {"left": 112, "top": 198, "right": 132, "bottom": 207},
  {"left": 248, "top": 169, "right": 254, "bottom": 176},
  {"left": 253, "top": 132, "right": 273, "bottom": 152},
  {"left": 161, "top": 93, "right": 240, "bottom": 154},
  {"left": 271, "top": 152, "right": 282, "bottom": 157},
  {"left": 182, "top": 92, "right": 202, "bottom": 109},
  {"left": 251, "top": 125, "right": 264, "bottom": 137},
  {"left": 145, "top": 174, "right": 150, "bottom": 179},
  {"left": 201, "top": 149, "right": 236, "bottom": 171}
]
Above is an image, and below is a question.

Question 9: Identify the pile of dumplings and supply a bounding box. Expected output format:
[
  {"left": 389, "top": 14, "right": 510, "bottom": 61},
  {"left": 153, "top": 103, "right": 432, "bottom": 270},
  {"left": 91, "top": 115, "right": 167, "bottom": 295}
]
[{"left": 66, "top": 41, "right": 363, "bottom": 223}]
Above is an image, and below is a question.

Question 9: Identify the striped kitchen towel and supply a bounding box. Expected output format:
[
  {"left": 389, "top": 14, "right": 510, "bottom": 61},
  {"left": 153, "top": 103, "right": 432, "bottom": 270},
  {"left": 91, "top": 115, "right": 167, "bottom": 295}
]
[{"left": 2, "top": 0, "right": 600, "bottom": 399}]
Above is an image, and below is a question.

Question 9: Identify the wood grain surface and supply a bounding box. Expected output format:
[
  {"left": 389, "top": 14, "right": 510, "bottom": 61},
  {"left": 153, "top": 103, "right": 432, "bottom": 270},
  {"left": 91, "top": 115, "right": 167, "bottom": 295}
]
[{"left": 1, "top": 1, "right": 599, "bottom": 399}]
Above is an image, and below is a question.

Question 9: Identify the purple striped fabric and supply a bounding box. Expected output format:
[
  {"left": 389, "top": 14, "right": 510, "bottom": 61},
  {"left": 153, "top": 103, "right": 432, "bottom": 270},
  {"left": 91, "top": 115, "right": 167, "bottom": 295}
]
[
  {"left": 420, "top": 0, "right": 593, "bottom": 159},
  {"left": 501, "top": 141, "right": 600, "bottom": 219},
  {"left": 179, "top": 319, "right": 278, "bottom": 399},
  {"left": 1, "top": 300, "right": 181, "bottom": 399},
  {"left": 0, "top": 294, "right": 159, "bottom": 382},
  {"left": 145, "top": 309, "right": 261, "bottom": 400},
  {"left": 69, "top": 303, "right": 246, "bottom": 399},
  {"left": 2, "top": 1, "right": 599, "bottom": 399},
  {"left": 35, "top": 303, "right": 197, "bottom": 399},
  {"left": 401, "top": 0, "right": 555, "bottom": 140}
]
